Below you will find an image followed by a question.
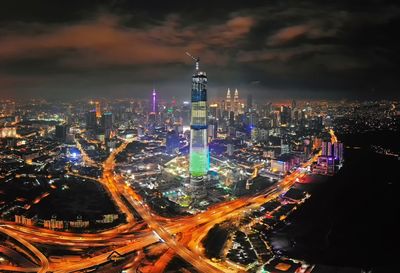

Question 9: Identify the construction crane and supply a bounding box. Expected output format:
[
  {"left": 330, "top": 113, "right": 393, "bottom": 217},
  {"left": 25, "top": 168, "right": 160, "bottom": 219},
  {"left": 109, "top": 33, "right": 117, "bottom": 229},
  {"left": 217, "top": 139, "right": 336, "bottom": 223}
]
[{"left": 185, "top": 52, "right": 199, "bottom": 70}]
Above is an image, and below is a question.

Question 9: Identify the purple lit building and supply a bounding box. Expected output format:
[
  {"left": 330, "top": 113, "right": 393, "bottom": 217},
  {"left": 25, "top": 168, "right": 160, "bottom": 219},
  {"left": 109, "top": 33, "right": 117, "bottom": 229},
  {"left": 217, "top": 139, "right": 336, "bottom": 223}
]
[
  {"left": 148, "top": 88, "right": 159, "bottom": 125},
  {"left": 322, "top": 141, "right": 344, "bottom": 162},
  {"left": 151, "top": 88, "right": 158, "bottom": 114}
]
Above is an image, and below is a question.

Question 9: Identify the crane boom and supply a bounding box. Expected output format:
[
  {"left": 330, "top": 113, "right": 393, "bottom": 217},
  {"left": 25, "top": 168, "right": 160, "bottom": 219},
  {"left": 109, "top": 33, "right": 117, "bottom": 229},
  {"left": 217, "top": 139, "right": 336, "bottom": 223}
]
[
  {"left": 185, "top": 52, "right": 196, "bottom": 61},
  {"left": 185, "top": 52, "right": 199, "bottom": 70}
]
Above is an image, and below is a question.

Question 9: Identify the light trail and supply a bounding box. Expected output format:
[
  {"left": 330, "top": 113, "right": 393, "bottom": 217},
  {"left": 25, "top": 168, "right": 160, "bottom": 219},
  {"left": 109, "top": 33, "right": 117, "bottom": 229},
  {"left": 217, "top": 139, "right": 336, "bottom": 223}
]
[
  {"left": 329, "top": 128, "right": 338, "bottom": 143},
  {"left": 0, "top": 131, "right": 325, "bottom": 273},
  {"left": 0, "top": 226, "right": 49, "bottom": 273}
]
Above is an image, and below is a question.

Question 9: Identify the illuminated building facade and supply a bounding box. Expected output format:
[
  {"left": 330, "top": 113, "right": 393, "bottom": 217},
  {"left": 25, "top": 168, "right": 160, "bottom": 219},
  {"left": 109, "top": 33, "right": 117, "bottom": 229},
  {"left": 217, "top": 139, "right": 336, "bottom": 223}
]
[
  {"left": 101, "top": 112, "right": 113, "bottom": 140},
  {"left": 189, "top": 56, "right": 209, "bottom": 198},
  {"left": 233, "top": 88, "right": 239, "bottom": 115},
  {"left": 86, "top": 110, "right": 97, "bottom": 130},
  {"left": 0, "top": 127, "right": 17, "bottom": 138},
  {"left": 151, "top": 88, "right": 157, "bottom": 114},
  {"left": 280, "top": 105, "right": 291, "bottom": 126},
  {"left": 247, "top": 94, "right": 253, "bottom": 112},
  {"left": 148, "top": 88, "right": 159, "bottom": 125},
  {"left": 55, "top": 124, "right": 68, "bottom": 142},
  {"left": 225, "top": 88, "right": 231, "bottom": 111},
  {"left": 95, "top": 101, "right": 101, "bottom": 118},
  {"left": 166, "top": 130, "right": 180, "bottom": 154},
  {"left": 313, "top": 140, "right": 344, "bottom": 175}
]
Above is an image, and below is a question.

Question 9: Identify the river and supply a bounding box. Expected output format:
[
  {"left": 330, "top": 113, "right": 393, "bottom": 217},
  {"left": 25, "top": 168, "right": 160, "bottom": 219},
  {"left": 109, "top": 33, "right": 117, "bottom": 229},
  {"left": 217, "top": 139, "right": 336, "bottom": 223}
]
[{"left": 271, "top": 131, "right": 400, "bottom": 273}]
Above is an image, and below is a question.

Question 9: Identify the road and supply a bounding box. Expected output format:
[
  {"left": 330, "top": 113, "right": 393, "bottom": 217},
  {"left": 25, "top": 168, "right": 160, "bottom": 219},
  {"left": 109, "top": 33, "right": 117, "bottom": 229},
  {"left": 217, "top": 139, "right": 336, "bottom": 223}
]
[
  {"left": 0, "top": 132, "right": 325, "bottom": 272},
  {"left": 0, "top": 226, "right": 49, "bottom": 273}
]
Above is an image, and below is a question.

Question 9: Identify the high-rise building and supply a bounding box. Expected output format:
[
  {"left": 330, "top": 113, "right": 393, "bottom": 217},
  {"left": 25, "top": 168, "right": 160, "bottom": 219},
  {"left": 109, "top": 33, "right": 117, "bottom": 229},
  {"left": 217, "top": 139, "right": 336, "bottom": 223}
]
[
  {"left": 86, "top": 110, "right": 97, "bottom": 130},
  {"left": 220, "top": 100, "right": 226, "bottom": 116},
  {"left": 280, "top": 105, "right": 291, "bottom": 126},
  {"left": 95, "top": 101, "right": 101, "bottom": 118},
  {"left": 292, "top": 108, "right": 300, "bottom": 126},
  {"left": 225, "top": 88, "right": 231, "bottom": 112},
  {"left": 189, "top": 56, "right": 209, "bottom": 199},
  {"left": 291, "top": 99, "right": 297, "bottom": 110},
  {"left": 314, "top": 140, "right": 343, "bottom": 175},
  {"left": 247, "top": 94, "right": 253, "bottom": 112},
  {"left": 148, "top": 89, "right": 159, "bottom": 125},
  {"left": 334, "top": 142, "right": 344, "bottom": 161},
  {"left": 229, "top": 111, "right": 235, "bottom": 126},
  {"left": 327, "top": 142, "right": 333, "bottom": 156},
  {"left": 272, "top": 111, "right": 280, "bottom": 127},
  {"left": 209, "top": 104, "right": 218, "bottom": 119},
  {"left": 151, "top": 88, "right": 158, "bottom": 114},
  {"left": 101, "top": 112, "right": 113, "bottom": 140},
  {"left": 208, "top": 103, "right": 219, "bottom": 141},
  {"left": 166, "top": 130, "right": 180, "bottom": 154},
  {"left": 322, "top": 141, "right": 343, "bottom": 161},
  {"left": 247, "top": 111, "right": 258, "bottom": 128},
  {"left": 264, "top": 102, "right": 273, "bottom": 117},
  {"left": 234, "top": 89, "right": 240, "bottom": 115},
  {"left": 321, "top": 141, "right": 328, "bottom": 156},
  {"left": 181, "top": 101, "right": 191, "bottom": 127},
  {"left": 55, "top": 124, "right": 68, "bottom": 142},
  {"left": 208, "top": 119, "right": 218, "bottom": 141}
]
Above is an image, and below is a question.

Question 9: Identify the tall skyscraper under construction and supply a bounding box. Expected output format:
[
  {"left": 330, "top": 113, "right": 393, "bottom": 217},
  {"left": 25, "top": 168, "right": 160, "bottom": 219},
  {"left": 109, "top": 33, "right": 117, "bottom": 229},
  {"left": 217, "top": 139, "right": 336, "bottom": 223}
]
[{"left": 187, "top": 53, "right": 209, "bottom": 198}]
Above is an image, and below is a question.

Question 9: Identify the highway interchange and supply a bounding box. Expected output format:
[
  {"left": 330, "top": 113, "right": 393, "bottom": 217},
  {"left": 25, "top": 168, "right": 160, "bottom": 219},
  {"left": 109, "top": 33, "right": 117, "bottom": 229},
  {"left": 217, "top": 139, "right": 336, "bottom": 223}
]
[{"left": 0, "top": 137, "right": 320, "bottom": 273}]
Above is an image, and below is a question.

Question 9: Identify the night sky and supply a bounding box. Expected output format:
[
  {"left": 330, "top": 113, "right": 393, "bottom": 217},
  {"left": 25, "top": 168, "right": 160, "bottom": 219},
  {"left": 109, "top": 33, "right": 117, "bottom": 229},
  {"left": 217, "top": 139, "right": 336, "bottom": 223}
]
[{"left": 0, "top": 0, "right": 399, "bottom": 100}]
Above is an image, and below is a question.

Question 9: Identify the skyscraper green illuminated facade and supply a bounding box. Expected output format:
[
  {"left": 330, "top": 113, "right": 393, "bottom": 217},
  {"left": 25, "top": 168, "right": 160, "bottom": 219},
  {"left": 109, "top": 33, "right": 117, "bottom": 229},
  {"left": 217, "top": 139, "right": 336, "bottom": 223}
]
[{"left": 189, "top": 58, "right": 209, "bottom": 195}]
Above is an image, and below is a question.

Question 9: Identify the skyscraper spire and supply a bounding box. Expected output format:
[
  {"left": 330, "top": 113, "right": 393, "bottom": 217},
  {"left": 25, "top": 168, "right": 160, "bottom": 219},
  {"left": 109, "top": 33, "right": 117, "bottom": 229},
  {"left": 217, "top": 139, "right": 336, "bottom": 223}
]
[
  {"left": 151, "top": 88, "right": 157, "bottom": 113},
  {"left": 234, "top": 89, "right": 240, "bottom": 114},
  {"left": 195, "top": 57, "right": 199, "bottom": 71},
  {"left": 226, "top": 88, "right": 231, "bottom": 99},
  {"left": 226, "top": 88, "right": 232, "bottom": 111},
  {"left": 148, "top": 88, "right": 159, "bottom": 125}
]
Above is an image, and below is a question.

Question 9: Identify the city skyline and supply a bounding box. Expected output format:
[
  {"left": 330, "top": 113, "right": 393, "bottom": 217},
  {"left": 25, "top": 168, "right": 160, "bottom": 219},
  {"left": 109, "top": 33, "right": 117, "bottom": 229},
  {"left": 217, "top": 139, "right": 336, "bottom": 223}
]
[
  {"left": 1, "top": 0, "right": 400, "bottom": 100},
  {"left": 0, "top": 2, "right": 399, "bottom": 273}
]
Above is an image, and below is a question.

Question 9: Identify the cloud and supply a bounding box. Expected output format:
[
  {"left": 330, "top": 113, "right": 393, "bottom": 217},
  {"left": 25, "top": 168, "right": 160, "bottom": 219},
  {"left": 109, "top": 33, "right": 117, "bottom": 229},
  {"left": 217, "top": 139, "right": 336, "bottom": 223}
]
[
  {"left": 204, "top": 16, "right": 255, "bottom": 46},
  {"left": 237, "top": 43, "right": 372, "bottom": 76},
  {"left": 267, "top": 24, "right": 310, "bottom": 46},
  {"left": 238, "top": 44, "right": 335, "bottom": 63},
  {"left": 0, "top": 13, "right": 256, "bottom": 68},
  {"left": 1, "top": 1, "right": 399, "bottom": 99},
  {"left": 266, "top": 21, "right": 341, "bottom": 46}
]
